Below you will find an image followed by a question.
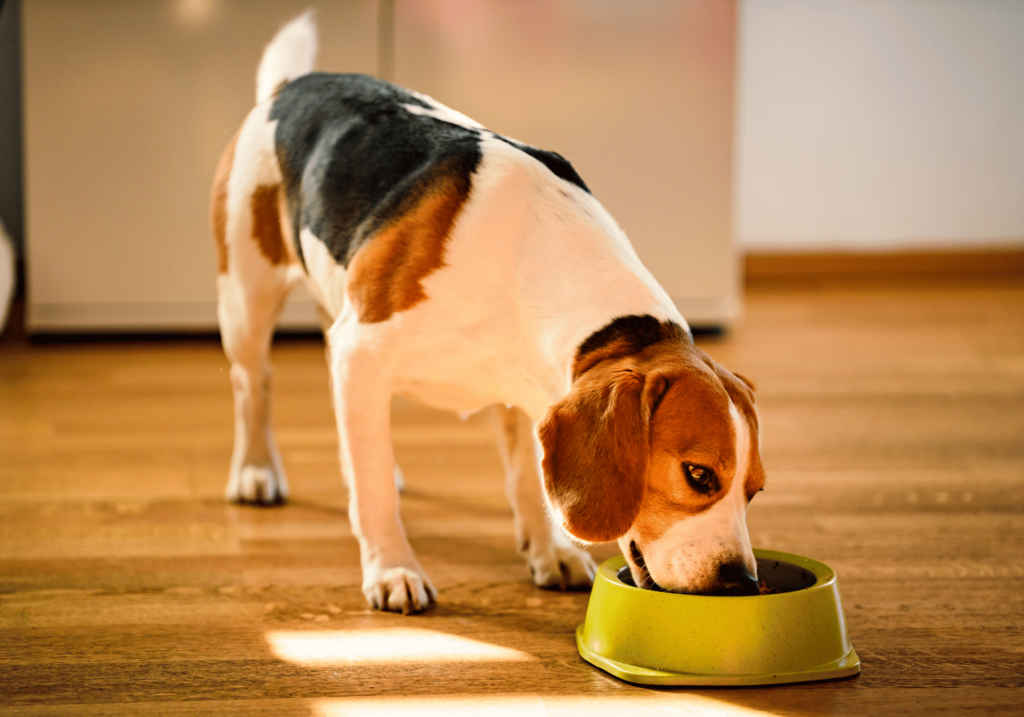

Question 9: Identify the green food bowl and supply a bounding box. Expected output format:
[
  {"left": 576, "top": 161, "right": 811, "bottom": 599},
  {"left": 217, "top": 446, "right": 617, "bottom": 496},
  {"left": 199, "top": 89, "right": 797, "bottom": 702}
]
[{"left": 576, "top": 549, "right": 860, "bottom": 686}]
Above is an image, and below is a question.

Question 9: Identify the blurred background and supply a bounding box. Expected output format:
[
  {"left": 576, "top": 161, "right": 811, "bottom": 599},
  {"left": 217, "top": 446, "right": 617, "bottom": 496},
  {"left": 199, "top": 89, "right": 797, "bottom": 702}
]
[{"left": 0, "top": 0, "right": 1022, "bottom": 334}]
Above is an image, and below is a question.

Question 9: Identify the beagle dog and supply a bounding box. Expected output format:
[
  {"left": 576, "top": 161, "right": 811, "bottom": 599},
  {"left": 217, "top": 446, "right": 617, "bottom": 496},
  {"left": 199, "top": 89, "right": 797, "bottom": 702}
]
[{"left": 212, "top": 13, "right": 766, "bottom": 614}]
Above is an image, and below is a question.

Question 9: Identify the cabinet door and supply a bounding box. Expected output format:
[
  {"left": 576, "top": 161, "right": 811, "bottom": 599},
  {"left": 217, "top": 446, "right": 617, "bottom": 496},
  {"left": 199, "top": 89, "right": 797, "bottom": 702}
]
[
  {"left": 24, "top": 0, "right": 377, "bottom": 332},
  {"left": 394, "top": 0, "right": 739, "bottom": 326}
]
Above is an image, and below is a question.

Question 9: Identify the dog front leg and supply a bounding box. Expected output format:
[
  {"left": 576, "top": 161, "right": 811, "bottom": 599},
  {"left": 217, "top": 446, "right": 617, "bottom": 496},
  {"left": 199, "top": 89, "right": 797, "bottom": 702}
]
[
  {"left": 318, "top": 304, "right": 406, "bottom": 494},
  {"left": 492, "top": 404, "right": 596, "bottom": 590},
  {"left": 328, "top": 323, "right": 435, "bottom": 614}
]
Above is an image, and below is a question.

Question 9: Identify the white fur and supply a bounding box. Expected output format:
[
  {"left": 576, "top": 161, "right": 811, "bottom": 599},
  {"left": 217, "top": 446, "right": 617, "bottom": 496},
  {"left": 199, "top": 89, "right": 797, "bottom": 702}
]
[
  {"left": 298, "top": 227, "right": 348, "bottom": 317},
  {"left": 403, "top": 95, "right": 485, "bottom": 131},
  {"left": 256, "top": 10, "right": 317, "bottom": 104},
  {"left": 623, "top": 401, "right": 757, "bottom": 593}
]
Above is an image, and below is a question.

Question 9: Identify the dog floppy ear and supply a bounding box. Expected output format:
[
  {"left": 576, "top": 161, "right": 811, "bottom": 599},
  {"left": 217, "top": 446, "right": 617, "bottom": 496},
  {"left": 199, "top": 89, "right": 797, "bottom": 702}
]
[
  {"left": 537, "top": 361, "right": 665, "bottom": 543},
  {"left": 695, "top": 347, "right": 756, "bottom": 406}
]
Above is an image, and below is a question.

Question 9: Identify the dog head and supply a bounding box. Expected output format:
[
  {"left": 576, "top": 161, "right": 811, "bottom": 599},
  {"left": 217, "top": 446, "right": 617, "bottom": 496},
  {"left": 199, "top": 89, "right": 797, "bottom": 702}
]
[{"left": 537, "top": 316, "right": 765, "bottom": 595}]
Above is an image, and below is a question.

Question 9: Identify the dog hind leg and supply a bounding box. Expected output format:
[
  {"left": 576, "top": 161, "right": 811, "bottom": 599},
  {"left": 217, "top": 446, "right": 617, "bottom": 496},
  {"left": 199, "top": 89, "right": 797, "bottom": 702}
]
[
  {"left": 217, "top": 266, "right": 291, "bottom": 505},
  {"left": 213, "top": 123, "right": 293, "bottom": 505},
  {"left": 220, "top": 272, "right": 290, "bottom": 503},
  {"left": 491, "top": 404, "right": 597, "bottom": 590}
]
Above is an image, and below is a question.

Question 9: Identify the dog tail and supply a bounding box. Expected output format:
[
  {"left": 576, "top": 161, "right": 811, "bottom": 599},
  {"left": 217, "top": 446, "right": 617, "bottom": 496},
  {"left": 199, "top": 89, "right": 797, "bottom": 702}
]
[{"left": 256, "top": 10, "right": 318, "bottom": 104}]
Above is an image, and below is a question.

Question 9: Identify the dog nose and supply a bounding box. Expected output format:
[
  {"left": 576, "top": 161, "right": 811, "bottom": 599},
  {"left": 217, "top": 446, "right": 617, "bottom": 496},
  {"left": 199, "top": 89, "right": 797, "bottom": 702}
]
[{"left": 716, "top": 561, "right": 760, "bottom": 596}]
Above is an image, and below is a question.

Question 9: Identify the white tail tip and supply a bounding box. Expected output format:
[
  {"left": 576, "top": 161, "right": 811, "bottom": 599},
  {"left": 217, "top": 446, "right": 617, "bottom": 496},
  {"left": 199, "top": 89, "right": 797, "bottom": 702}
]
[{"left": 256, "top": 10, "right": 318, "bottom": 104}]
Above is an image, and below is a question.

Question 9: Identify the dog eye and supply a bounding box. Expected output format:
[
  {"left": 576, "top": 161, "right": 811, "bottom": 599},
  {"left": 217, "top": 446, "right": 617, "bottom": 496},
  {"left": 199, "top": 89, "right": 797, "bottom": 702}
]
[{"left": 684, "top": 463, "right": 718, "bottom": 493}]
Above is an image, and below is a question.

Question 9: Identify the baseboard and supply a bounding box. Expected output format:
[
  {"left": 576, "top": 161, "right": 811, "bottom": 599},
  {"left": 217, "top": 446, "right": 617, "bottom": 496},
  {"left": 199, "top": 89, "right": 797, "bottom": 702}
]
[
  {"left": 744, "top": 246, "right": 1024, "bottom": 285},
  {"left": 25, "top": 298, "right": 320, "bottom": 334}
]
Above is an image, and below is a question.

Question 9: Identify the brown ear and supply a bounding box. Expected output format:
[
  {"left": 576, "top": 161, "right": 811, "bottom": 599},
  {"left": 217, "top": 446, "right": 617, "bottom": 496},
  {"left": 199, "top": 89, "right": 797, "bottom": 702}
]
[
  {"left": 695, "top": 347, "right": 756, "bottom": 403},
  {"left": 537, "top": 363, "right": 662, "bottom": 543},
  {"left": 731, "top": 371, "right": 757, "bottom": 394}
]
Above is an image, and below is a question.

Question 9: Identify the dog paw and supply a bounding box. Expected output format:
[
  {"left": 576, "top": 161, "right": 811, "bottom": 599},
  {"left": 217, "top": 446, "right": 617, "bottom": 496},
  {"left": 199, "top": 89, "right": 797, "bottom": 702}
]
[
  {"left": 363, "top": 565, "right": 437, "bottom": 614},
  {"left": 226, "top": 464, "right": 288, "bottom": 505},
  {"left": 527, "top": 543, "right": 597, "bottom": 591}
]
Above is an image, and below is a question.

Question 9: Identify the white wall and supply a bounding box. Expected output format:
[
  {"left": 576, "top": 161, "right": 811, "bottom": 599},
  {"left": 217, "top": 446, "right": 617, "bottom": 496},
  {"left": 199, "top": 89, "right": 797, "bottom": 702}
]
[{"left": 736, "top": 0, "right": 1024, "bottom": 252}]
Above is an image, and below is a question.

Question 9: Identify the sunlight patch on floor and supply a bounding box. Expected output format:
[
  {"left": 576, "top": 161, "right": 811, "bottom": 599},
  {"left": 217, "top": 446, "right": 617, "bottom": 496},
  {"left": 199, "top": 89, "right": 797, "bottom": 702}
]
[
  {"left": 265, "top": 628, "right": 534, "bottom": 665},
  {"left": 310, "top": 693, "right": 779, "bottom": 716}
]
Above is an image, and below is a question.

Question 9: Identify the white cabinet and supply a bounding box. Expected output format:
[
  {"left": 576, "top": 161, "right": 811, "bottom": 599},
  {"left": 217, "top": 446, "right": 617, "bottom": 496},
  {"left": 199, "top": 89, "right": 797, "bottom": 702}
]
[
  {"left": 24, "top": 0, "right": 738, "bottom": 332},
  {"left": 23, "top": 0, "right": 377, "bottom": 332}
]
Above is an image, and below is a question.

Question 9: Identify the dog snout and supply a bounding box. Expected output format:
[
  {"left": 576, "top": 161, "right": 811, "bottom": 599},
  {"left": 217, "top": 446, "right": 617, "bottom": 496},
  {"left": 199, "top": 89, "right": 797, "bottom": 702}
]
[{"left": 713, "top": 561, "right": 759, "bottom": 596}]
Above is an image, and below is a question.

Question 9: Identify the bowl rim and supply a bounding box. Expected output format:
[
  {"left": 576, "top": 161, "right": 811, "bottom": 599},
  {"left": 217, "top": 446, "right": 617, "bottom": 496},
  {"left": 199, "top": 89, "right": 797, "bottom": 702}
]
[{"left": 602, "top": 548, "right": 837, "bottom": 599}]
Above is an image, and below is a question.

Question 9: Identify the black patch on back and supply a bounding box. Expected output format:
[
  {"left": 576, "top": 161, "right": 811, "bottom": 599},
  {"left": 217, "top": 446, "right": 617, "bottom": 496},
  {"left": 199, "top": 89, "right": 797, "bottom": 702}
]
[
  {"left": 270, "top": 73, "right": 483, "bottom": 267},
  {"left": 495, "top": 136, "right": 590, "bottom": 194},
  {"left": 270, "top": 73, "right": 594, "bottom": 268},
  {"left": 577, "top": 315, "right": 689, "bottom": 361}
]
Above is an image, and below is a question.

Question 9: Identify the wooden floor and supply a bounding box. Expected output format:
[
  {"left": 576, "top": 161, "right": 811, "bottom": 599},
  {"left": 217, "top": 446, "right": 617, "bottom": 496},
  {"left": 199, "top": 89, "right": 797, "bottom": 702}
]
[{"left": 2, "top": 278, "right": 1023, "bottom": 716}]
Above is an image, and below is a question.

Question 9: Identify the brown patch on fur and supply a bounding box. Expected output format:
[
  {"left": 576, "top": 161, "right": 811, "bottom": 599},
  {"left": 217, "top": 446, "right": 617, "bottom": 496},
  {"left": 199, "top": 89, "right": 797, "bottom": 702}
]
[
  {"left": 347, "top": 156, "right": 473, "bottom": 323},
  {"left": 540, "top": 334, "right": 766, "bottom": 546},
  {"left": 250, "top": 184, "right": 287, "bottom": 265},
  {"left": 210, "top": 130, "right": 240, "bottom": 274}
]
